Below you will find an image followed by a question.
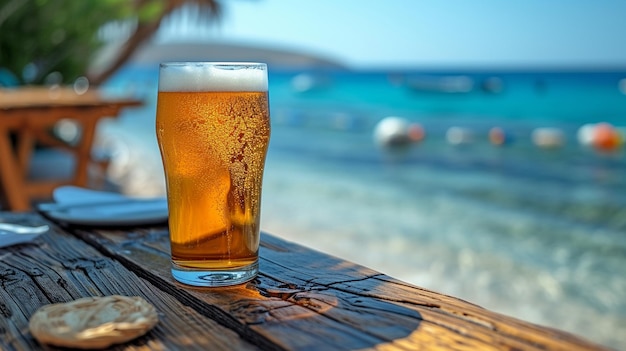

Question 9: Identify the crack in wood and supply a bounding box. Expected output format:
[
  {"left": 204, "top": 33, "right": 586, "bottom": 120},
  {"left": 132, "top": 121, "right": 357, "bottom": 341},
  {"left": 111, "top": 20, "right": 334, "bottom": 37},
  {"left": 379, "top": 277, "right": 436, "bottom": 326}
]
[
  {"left": 290, "top": 293, "right": 325, "bottom": 310},
  {"left": 0, "top": 268, "right": 18, "bottom": 285},
  {"left": 322, "top": 273, "right": 386, "bottom": 287},
  {"left": 229, "top": 299, "right": 271, "bottom": 325},
  {"left": 259, "top": 241, "right": 290, "bottom": 253},
  {"left": 0, "top": 301, "right": 11, "bottom": 318},
  {"left": 56, "top": 277, "right": 68, "bottom": 289},
  {"left": 61, "top": 257, "right": 111, "bottom": 271}
]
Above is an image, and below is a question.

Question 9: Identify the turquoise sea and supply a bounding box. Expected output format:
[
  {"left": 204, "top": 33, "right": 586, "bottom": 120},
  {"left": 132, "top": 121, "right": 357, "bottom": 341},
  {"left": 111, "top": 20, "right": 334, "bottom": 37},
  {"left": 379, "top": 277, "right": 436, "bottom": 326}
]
[{"left": 99, "top": 65, "right": 626, "bottom": 350}]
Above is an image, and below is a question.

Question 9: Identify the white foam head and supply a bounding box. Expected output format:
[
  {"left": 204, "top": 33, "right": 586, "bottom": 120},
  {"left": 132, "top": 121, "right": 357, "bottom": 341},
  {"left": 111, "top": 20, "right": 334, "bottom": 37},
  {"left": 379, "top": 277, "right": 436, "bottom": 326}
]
[{"left": 159, "top": 62, "right": 268, "bottom": 92}]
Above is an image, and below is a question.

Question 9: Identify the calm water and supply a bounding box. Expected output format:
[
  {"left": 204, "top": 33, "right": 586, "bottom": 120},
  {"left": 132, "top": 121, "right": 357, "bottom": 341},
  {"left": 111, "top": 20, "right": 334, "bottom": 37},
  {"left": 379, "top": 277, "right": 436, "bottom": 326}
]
[{"left": 100, "top": 65, "right": 626, "bottom": 349}]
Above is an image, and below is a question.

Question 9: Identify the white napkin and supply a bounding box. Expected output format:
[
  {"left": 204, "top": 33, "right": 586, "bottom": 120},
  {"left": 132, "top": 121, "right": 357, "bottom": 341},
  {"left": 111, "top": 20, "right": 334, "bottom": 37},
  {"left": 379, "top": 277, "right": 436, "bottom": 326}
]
[
  {"left": 0, "top": 223, "right": 48, "bottom": 248},
  {"left": 38, "top": 186, "right": 168, "bottom": 226},
  {"left": 0, "top": 232, "right": 44, "bottom": 248}
]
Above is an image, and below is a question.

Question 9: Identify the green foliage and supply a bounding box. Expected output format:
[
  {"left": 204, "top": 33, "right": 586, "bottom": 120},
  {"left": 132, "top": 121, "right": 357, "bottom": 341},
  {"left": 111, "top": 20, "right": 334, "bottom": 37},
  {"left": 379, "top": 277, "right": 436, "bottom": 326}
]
[
  {"left": 138, "top": 0, "right": 166, "bottom": 23},
  {"left": 0, "top": 0, "right": 165, "bottom": 85}
]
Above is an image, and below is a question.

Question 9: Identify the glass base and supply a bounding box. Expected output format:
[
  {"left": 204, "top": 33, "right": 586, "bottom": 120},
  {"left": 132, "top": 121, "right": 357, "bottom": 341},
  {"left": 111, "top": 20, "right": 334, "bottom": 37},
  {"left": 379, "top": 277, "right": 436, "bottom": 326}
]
[{"left": 171, "top": 260, "right": 258, "bottom": 287}]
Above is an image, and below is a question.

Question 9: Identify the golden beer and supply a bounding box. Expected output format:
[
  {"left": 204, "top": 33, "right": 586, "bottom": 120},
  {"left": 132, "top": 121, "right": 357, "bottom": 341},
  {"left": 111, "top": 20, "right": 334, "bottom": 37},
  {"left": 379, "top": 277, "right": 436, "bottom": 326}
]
[{"left": 156, "top": 63, "right": 270, "bottom": 286}]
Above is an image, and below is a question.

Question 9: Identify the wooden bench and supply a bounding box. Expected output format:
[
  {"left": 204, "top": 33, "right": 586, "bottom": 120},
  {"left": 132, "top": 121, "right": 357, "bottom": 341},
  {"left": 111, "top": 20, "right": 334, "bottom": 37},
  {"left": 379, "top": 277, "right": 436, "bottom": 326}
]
[
  {"left": 0, "top": 87, "right": 142, "bottom": 211},
  {"left": 0, "top": 211, "right": 610, "bottom": 350}
]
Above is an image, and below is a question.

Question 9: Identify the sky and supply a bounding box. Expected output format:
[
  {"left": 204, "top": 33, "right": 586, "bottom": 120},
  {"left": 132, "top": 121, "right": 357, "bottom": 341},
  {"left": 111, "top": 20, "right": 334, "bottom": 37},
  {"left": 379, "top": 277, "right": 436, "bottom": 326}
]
[{"left": 156, "top": 0, "right": 626, "bottom": 69}]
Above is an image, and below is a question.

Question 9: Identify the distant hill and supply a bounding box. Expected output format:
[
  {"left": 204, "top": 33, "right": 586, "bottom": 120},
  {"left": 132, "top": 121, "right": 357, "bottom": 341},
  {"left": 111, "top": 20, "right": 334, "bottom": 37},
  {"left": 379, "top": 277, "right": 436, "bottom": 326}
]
[{"left": 128, "top": 42, "right": 347, "bottom": 70}]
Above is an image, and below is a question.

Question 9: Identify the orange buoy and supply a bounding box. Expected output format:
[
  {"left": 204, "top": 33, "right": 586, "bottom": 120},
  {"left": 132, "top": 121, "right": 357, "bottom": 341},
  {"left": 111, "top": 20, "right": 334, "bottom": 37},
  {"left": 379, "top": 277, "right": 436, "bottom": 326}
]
[
  {"left": 407, "top": 123, "right": 425, "bottom": 142},
  {"left": 592, "top": 122, "right": 621, "bottom": 151},
  {"left": 488, "top": 127, "right": 512, "bottom": 146}
]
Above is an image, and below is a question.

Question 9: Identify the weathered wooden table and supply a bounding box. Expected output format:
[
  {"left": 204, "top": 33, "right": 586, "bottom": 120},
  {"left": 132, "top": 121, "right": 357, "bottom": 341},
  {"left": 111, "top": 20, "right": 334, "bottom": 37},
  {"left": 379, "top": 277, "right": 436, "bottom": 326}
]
[
  {"left": 0, "top": 87, "right": 142, "bottom": 211},
  {"left": 0, "top": 211, "right": 610, "bottom": 350}
]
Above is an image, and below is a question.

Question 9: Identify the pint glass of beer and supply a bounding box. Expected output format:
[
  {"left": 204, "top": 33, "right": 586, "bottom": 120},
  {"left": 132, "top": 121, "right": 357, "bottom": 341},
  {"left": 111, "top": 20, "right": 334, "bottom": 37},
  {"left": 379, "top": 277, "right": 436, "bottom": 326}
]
[{"left": 156, "top": 62, "right": 270, "bottom": 287}]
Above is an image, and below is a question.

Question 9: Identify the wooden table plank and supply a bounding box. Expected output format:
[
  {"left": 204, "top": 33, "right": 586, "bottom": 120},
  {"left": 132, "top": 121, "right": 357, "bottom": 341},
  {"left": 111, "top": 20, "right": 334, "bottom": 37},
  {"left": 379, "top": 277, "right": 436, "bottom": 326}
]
[
  {"left": 64, "top": 222, "right": 610, "bottom": 351},
  {"left": 0, "top": 212, "right": 259, "bottom": 351}
]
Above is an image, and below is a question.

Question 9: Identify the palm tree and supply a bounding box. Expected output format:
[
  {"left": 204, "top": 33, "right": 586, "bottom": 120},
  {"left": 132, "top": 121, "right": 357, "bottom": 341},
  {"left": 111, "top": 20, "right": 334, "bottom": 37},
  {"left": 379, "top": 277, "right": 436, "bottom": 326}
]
[
  {"left": 89, "top": 0, "right": 222, "bottom": 85},
  {"left": 0, "top": 0, "right": 222, "bottom": 86}
]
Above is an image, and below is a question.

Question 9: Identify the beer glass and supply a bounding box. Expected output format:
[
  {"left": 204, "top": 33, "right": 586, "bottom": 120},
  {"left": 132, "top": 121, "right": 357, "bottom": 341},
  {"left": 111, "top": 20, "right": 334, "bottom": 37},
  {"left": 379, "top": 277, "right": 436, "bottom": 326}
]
[{"left": 156, "top": 62, "right": 270, "bottom": 287}]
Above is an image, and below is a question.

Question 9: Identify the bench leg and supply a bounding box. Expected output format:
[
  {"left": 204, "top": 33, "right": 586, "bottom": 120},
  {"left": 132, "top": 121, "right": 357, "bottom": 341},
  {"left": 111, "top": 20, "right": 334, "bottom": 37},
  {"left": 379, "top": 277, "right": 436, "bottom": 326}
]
[{"left": 0, "top": 127, "right": 31, "bottom": 211}]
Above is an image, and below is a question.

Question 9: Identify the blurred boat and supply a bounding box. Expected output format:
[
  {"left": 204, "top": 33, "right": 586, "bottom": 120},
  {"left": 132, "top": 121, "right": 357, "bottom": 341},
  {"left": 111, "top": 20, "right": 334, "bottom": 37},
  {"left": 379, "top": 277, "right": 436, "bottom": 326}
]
[
  {"left": 480, "top": 76, "right": 504, "bottom": 94},
  {"left": 405, "top": 75, "right": 503, "bottom": 94},
  {"left": 291, "top": 72, "right": 331, "bottom": 93},
  {"left": 405, "top": 75, "right": 474, "bottom": 94}
]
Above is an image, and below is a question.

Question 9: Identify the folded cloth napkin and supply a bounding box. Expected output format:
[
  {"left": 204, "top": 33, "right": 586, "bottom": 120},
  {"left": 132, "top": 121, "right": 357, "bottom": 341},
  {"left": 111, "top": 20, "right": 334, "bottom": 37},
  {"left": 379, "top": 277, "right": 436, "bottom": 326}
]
[
  {"left": 0, "top": 233, "right": 40, "bottom": 248},
  {"left": 0, "top": 223, "right": 48, "bottom": 248},
  {"left": 37, "top": 186, "right": 168, "bottom": 227}
]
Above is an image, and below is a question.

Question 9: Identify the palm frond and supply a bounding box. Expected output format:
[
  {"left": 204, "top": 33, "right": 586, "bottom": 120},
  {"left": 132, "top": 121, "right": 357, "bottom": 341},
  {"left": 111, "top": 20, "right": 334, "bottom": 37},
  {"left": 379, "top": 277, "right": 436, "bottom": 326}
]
[{"left": 89, "top": 0, "right": 223, "bottom": 85}]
